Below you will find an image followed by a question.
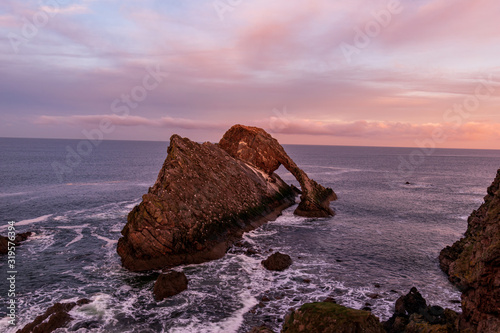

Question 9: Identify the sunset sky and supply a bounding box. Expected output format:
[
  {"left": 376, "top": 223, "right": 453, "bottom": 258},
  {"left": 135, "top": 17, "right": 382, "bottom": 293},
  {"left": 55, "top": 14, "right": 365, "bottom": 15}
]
[{"left": 1, "top": 0, "right": 499, "bottom": 148}]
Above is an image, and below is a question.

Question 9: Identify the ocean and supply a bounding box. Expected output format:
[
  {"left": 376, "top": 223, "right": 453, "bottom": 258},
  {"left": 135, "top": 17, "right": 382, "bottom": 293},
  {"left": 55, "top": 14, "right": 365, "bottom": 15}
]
[{"left": 1, "top": 138, "right": 499, "bottom": 333}]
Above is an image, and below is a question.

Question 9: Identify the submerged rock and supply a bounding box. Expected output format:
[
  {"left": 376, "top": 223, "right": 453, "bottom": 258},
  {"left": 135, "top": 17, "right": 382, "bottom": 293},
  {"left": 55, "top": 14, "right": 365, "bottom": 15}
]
[
  {"left": 262, "top": 252, "right": 292, "bottom": 271},
  {"left": 153, "top": 271, "right": 188, "bottom": 301},
  {"left": 17, "top": 299, "right": 90, "bottom": 333},
  {"left": 220, "top": 125, "right": 336, "bottom": 217},
  {"left": 439, "top": 169, "right": 500, "bottom": 333},
  {"left": 117, "top": 125, "right": 334, "bottom": 272},
  {"left": 281, "top": 302, "right": 385, "bottom": 333}
]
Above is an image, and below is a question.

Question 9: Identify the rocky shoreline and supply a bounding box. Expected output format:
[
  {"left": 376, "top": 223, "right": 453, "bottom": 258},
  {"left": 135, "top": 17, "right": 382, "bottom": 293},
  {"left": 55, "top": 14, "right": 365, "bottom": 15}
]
[{"left": 15, "top": 126, "right": 499, "bottom": 332}]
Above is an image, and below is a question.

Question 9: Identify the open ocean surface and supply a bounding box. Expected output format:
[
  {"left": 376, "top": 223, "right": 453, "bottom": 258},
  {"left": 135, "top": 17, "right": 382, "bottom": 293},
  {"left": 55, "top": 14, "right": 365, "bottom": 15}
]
[{"left": 1, "top": 138, "right": 500, "bottom": 333}]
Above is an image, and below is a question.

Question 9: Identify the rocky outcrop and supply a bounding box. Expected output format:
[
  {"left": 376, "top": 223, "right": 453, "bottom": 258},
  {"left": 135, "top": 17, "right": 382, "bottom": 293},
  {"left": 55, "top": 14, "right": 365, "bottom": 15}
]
[
  {"left": 261, "top": 252, "right": 292, "bottom": 271},
  {"left": 17, "top": 299, "right": 90, "bottom": 333},
  {"left": 439, "top": 169, "right": 500, "bottom": 333},
  {"left": 219, "top": 125, "right": 336, "bottom": 217},
  {"left": 153, "top": 271, "right": 188, "bottom": 301},
  {"left": 118, "top": 126, "right": 333, "bottom": 272},
  {"left": 281, "top": 302, "right": 385, "bottom": 333},
  {"left": 383, "top": 288, "right": 459, "bottom": 333},
  {"left": 0, "top": 232, "right": 32, "bottom": 255}
]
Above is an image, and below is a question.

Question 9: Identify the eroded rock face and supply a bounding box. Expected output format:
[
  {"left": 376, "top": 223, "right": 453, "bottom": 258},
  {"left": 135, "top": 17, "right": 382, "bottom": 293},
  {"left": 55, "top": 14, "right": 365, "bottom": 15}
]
[
  {"left": 118, "top": 133, "right": 299, "bottom": 271},
  {"left": 219, "top": 125, "right": 337, "bottom": 217},
  {"left": 281, "top": 302, "right": 385, "bottom": 333},
  {"left": 439, "top": 169, "right": 500, "bottom": 333}
]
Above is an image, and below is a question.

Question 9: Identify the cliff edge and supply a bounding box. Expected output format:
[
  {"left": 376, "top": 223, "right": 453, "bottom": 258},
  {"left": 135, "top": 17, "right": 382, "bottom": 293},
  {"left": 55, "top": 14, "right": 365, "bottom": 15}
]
[{"left": 439, "top": 169, "right": 500, "bottom": 333}]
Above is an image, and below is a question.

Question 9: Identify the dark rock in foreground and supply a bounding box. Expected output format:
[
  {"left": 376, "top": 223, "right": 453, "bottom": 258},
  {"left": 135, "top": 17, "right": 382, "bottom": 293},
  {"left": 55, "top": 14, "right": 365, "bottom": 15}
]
[
  {"left": 262, "top": 252, "right": 292, "bottom": 271},
  {"left": 17, "top": 299, "right": 90, "bottom": 333},
  {"left": 281, "top": 302, "right": 385, "bottom": 333},
  {"left": 118, "top": 125, "right": 334, "bottom": 272},
  {"left": 439, "top": 169, "right": 500, "bottom": 333},
  {"left": 220, "top": 125, "right": 337, "bottom": 217},
  {"left": 153, "top": 271, "right": 188, "bottom": 301},
  {"left": 383, "top": 288, "right": 459, "bottom": 333},
  {"left": 0, "top": 232, "right": 32, "bottom": 255}
]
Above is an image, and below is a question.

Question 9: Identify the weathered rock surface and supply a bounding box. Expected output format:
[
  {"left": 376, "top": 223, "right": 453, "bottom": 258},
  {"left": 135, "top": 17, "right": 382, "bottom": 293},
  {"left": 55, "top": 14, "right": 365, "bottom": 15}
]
[
  {"left": 0, "top": 232, "right": 32, "bottom": 255},
  {"left": 219, "top": 125, "right": 337, "bottom": 217},
  {"left": 118, "top": 126, "right": 333, "bottom": 272},
  {"left": 439, "top": 169, "right": 500, "bottom": 333},
  {"left": 383, "top": 288, "right": 459, "bottom": 333},
  {"left": 262, "top": 252, "right": 292, "bottom": 271},
  {"left": 17, "top": 299, "right": 90, "bottom": 333},
  {"left": 281, "top": 302, "right": 385, "bottom": 333},
  {"left": 153, "top": 271, "right": 188, "bottom": 301}
]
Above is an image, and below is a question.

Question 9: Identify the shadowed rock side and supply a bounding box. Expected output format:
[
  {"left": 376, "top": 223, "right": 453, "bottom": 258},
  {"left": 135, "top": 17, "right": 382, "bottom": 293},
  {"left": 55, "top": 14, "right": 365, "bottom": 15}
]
[
  {"left": 117, "top": 134, "right": 298, "bottom": 271},
  {"left": 439, "top": 169, "right": 500, "bottom": 333},
  {"left": 219, "top": 125, "right": 337, "bottom": 217}
]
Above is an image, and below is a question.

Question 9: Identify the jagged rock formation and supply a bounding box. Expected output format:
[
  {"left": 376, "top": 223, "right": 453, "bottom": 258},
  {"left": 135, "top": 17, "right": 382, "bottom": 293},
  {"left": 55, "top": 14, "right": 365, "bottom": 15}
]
[
  {"left": 219, "top": 125, "right": 336, "bottom": 217},
  {"left": 281, "top": 302, "right": 385, "bottom": 333},
  {"left": 118, "top": 126, "right": 334, "bottom": 272},
  {"left": 383, "top": 287, "right": 459, "bottom": 333},
  {"left": 439, "top": 169, "right": 500, "bottom": 333}
]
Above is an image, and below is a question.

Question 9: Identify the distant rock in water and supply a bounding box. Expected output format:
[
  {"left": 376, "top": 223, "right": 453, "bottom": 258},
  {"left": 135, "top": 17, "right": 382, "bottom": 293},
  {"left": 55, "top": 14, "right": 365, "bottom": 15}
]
[
  {"left": 439, "top": 169, "right": 500, "bottom": 333},
  {"left": 0, "top": 232, "right": 32, "bottom": 255},
  {"left": 261, "top": 252, "right": 292, "bottom": 271},
  {"left": 220, "top": 125, "right": 336, "bottom": 217},
  {"left": 281, "top": 302, "right": 385, "bottom": 333},
  {"left": 117, "top": 125, "right": 335, "bottom": 272}
]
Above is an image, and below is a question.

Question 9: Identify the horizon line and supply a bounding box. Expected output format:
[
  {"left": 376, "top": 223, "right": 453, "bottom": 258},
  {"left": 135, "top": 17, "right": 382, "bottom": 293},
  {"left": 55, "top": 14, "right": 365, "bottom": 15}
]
[{"left": 1, "top": 136, "right": 500, "bottom": 152}]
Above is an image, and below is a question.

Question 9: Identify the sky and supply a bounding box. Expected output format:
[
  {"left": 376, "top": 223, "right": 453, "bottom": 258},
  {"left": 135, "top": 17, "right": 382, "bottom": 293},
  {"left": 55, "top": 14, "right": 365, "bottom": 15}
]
[{"left": 1, "top": 0, "right": 499, "bottom": 148}]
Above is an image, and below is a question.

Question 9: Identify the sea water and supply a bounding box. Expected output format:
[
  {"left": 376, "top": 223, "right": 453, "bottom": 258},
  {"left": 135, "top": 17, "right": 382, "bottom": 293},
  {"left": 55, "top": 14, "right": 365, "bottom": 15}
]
[{"left": 1, "top": 138, "right": 499, "bottom": 332}]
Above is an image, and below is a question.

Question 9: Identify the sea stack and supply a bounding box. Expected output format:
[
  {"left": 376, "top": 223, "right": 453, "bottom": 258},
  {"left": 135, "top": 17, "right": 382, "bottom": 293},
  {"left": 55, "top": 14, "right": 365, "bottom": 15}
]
[
  {"left": 117, "top": 125, "right": 336, "bottom": 272},
  {"left": 439, "top": 169, "right": 500, "bottom": 333}
]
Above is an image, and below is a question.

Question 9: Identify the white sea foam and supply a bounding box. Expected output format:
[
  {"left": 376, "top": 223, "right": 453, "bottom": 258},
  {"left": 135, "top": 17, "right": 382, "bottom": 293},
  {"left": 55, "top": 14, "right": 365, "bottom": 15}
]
[
  {"left": 90, "top": 231, "right": 118, "bottom": 247},
  {"left": 0, "top": 214, "right": 52, "bottom": 231},
  {"left": 170, "top": 290, "right": 258, "bottom": 333}
]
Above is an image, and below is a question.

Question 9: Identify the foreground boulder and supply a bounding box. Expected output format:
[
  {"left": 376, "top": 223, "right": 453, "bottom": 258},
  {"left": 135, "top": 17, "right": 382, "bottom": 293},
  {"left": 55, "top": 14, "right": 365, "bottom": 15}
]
[
  {"left": 220, "top": 125, "right": 336, "bottom": 217},
  {"left": 439, "top": 169, "right": 500, "bottom": 333},
  {"left": 118, "top": 126, "right": 334, "bottom": 271},
  {"left": 17, "top": 299, "right": 90, "bottom": 333},
  {"left": 383, "top": 288, "right": 458, "bottom": 333},
  {"left": 153, "top": 271, "right": 188, "bottom": 301},
  {"left": 261, "top": 252, "right": 292, "bottom": 271},
  {"left": 0, "top": 232, "right": 32, "bottom": 255},
  {"left": 282, "top": 302, "right": 385, "bottom": 333}
]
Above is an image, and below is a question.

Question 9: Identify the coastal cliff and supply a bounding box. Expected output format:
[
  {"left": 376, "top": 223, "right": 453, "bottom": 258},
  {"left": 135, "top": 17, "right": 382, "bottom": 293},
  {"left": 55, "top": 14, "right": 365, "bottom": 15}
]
[
  {"left": 439, "top": 169, "right": 500, "bottom": 333},
  {"left": 117, "top": 125, "right": 336, "bottom": 272}
]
